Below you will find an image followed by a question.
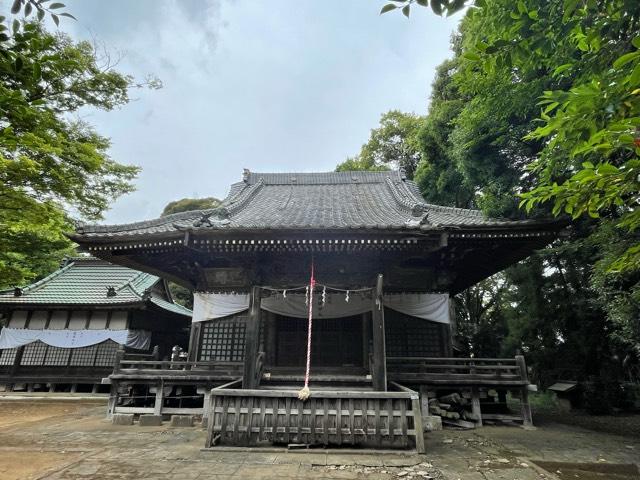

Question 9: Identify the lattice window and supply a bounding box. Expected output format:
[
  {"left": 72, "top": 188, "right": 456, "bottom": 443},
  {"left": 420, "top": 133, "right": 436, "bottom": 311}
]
[
  {"left": 70, "top": 346, "right": 98, "bottom": 366},
  {"left": 43, "top": 346, "right": 71, "bottom": 366},
  {"left": 94, "top": 341, "right": 119, "bottom": 366},
  {"left": 385, "top": 308, "right": 445, "bottom": 357},
  {"left": 20, "top": 342, "right": 48, "bottom": 365},
  {"left": 0, "top": 348, "right": 18, "bottom": 366},
  {"left": 199, "top": 314, "right": 247, "bottom": 362}
]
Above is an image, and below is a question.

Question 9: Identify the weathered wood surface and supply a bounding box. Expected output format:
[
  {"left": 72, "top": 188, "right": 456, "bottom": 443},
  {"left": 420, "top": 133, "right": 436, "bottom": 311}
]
[
  {"left": 386, "top": 356, "right": 528, "bottom": 386},
  {"left": 205, "top": 387, "right": 424, "bottom": 452}
]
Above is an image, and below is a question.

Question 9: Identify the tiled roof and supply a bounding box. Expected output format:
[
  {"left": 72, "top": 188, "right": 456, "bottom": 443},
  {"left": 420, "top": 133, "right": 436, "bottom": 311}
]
[
  {"left": 73, "top": 170, "right": 557, "bottom": 240},
  {"left": 0, "top": 256, "right": 191, "bottom": 316}
]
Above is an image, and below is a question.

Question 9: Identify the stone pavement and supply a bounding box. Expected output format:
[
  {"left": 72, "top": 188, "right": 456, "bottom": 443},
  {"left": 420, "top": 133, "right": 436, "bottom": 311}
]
[{"left": 0, "top": 400, "right": 638, "bottom": 480}]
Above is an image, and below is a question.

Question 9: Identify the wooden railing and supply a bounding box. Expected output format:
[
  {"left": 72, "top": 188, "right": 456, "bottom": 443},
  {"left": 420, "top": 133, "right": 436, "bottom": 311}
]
[
  {"left": 386, "top": 355, "right": 529, "bottom": 386},
  {"left": 205, "top": 385, "right": 425, "bottom": 452}
]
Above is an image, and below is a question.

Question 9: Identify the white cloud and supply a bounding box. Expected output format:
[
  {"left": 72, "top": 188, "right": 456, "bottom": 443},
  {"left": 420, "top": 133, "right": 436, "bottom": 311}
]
[{"left": 62, "top": 0, "right": 460, "bottom": 222}]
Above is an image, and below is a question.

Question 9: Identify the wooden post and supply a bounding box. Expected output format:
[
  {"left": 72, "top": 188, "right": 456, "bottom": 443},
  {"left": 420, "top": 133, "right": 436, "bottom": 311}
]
[
  {"left": 154, "top": 381, "right": 165, "bottom": 416},
  {"left": 243, "top": 286, "right": 262, "bottom": 389},
  {"left": 113, "top": 346, "right": 124, "bottom": 374},
  {"left": 419, "top": 385, "right": 430, "bottom": 431},
  {"left": 187, "top": 323, "right": 201, "bottom": 362},
  {"left": 371, "top": 274, "right": 387, "bottom": 391},
  {"left": 411, "top": 394, "right": 426, "bottom": 454},
  {"left": 107, "top": 382, "right": 118, "bottom": 418},
  {"left": 198, "top": 386, "right": 212, "bottom": 425},
  {"left": 471, "top": 387, "right": 483, "bottom": 427},
  {"left": 516, "top": 354, "right": 533, "bottom": 427}
]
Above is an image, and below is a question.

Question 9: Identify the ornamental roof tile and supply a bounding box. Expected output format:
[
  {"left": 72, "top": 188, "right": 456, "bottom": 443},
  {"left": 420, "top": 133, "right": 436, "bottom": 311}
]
[
  {"left": 0, "top": 256, "right": 192, "bottom": 316},
  {"left": 73, "top": 170, "right": 557, "bottom": 241}
]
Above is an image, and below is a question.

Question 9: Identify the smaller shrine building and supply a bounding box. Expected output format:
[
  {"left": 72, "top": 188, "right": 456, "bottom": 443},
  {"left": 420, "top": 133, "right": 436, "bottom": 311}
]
[{"left": 0, "top": 256, "right": 192, "bottom": 392}]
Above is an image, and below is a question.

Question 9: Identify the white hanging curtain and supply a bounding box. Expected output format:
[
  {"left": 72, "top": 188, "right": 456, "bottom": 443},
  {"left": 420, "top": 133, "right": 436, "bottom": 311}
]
[
  {"left": 383, "top": 293, "right": 450, "bottom": 324},
  {"left": 0, "top": 328, "right": 151, "bottom": 350},
  {"left": 192, "top": 292, "right": 251, "bottom": 323},
  {"left": 192, "top": 291, "right": 450, "bottom": 324}
]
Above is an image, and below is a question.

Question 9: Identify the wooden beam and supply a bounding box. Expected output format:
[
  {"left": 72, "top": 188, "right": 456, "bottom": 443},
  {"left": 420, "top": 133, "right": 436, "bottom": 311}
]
[
  {"left": 242, "top": 286, "right": 262, "bottom": 389},
  {"left": 371, "top": 274, "right": 387, "bottom": 391},
  {"left": 187, "top": 322, "right": 202, "bottom": 362}
]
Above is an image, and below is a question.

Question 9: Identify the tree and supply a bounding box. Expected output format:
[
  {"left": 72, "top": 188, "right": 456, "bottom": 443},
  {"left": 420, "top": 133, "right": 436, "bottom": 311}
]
[
  {"left": 0, "top": 22, "right": 159, "bottom": 288},
  {"left": 337, "top": 110, "right": 424, "bottom": 178},
  {"left": 413, "top": 58, "right": 474, "bottom": 207},
  {"left": 161, "top": 197, "right": 220, "bottom": 217}
]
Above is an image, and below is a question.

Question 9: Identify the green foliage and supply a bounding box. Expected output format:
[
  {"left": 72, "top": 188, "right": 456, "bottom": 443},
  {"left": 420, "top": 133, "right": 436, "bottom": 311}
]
[
  {"left": 161, "top": 197, "right": 221, "bottom": 217},
  {"left": 0, "top": 22, "right": 158, "bottom": 288},
  {"left": 379, "top": 0, "right": 466, "bottom": 18},
  {"left": 413, "top": 59, "right": 474, "bottom": 207},
  {"left": 339, "top": 110, "right": 424, "bottom": 178},
  {"left": 377, "top": 0, "right": 640, "bottom": 384}
]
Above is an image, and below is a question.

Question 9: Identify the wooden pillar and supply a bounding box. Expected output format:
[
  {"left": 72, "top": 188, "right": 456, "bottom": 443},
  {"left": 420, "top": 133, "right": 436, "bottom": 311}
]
[
  {"left": 243, "top": 286, "right": 262, "bottom": 389},
  {"left": 516, "top": 354, "right": 533, "bottom": 426},
  {"left": 187, "top": 323, "right": 201, "bottom": 362},
  {"left": 471, "top": 387, "right": 483, "bottom": 427},
  {"left": 411, "top": 393, "right": 426, "bottom": 454},
  {"left": 153, "top": 382, "right": 165, "bottom": 416},
  {"left": 107, "top": 382, "right": 118, "bottom": 418},
  {"left": 419, "top": 385, "right": 430, "bottom": 430},
  {"left": 198, "top": 386, "right": 212, "bottom": 425},
  {"left": 371, "top": 274, "right": 387, "bottom": 392}
]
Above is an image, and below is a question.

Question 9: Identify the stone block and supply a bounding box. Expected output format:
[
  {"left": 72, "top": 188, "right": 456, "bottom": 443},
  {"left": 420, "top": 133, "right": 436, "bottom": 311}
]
[
  {"left": 170, "top": 415, "right": 194, "bottom": 427},
  {"left": 423, "top": 415, "right": 443, "bottom": 431},
  {"left": 138, "top": 414, "right": 163, "bottom": 426},
  {"left": 112, "top": 414, "right": 134, "bottom": 425}
]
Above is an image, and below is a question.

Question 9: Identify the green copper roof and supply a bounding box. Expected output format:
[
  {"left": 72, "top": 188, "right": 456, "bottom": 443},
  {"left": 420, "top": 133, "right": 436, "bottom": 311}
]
[{"left": 0, "top": 256, "right": 192, "bottom": 317}]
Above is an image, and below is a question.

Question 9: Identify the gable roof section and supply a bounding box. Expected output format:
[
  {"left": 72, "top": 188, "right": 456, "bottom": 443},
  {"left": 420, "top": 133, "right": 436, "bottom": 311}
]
[
  {"left": 0, "top": 256, "right": 191, "bottom": 316},
  {"left": 73, "top": 170, "right": 558, "bottom": 241}
]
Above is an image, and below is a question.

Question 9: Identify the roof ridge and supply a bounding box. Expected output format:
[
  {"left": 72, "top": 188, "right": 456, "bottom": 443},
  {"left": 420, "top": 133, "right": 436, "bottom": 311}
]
[
  {"left": 224, "top": 178, "right": 264, "bottom": 215},
  {"left": 384, "top": 176, "right": 429, "bottom": 218},
  {"left": 77, "top": 209, "right": 207, "bottom": 235}
]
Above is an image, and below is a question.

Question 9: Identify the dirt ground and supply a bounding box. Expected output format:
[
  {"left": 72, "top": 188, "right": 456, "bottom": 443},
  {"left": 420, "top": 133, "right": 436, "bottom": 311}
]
[{"left": 0, "top": 399, "right": 638, "bottom": 480}]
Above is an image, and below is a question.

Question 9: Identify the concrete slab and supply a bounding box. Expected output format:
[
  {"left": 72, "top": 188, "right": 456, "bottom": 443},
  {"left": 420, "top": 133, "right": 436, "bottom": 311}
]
[
  {"left": 111, "top": 413, "right": 134, "bottom": 425},
  {"left": 138, "top": 414, "right": 163, "bottom": 426},
  {"left": 170, "top": 415, "right": 194, "bottom": 427}
]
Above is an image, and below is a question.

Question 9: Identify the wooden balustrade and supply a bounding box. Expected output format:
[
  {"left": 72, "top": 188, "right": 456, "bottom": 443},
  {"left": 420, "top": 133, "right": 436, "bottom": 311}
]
[
  {"left": 386, "top": 356, "right": 528, "bottom": 386},
  {"left": 205, "top": 386, "right": 424, "bottom": 452}
]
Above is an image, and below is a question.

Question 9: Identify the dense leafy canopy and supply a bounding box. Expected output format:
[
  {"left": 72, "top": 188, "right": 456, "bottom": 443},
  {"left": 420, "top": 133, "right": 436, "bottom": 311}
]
[
  {"left": 336, "top": 110, "right": 423, "bottom": 177},
  {"left": 0, "top": 20, "right": 158, "bottom": 288},
  {"left": 367, "top": 0, "right": 640, "bottom": 384},
  {"left": 161, "top": 197, "right": 221, "bottom": 217}
]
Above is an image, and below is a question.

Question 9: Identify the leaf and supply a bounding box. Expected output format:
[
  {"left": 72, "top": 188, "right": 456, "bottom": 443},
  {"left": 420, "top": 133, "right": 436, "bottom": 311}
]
[
  {"left": 402, "top": 4, "right": 410, "bottom": 17},
  {"left": 59, "top": 12, "right": 76, "bottom": 19},
  {"left": 37, "top": 7, "right": 45, "bottom": 21},
  {"left": 463, "top": 51, "right": 480, "bottom": 61},
  {"left": 51, "top": 14, "right": 59, "bottom": 26},
  {"left": 24, "top": 2, "right": 32, "bottom": 16},
  {"left": 613, "top": 52, "right": 640, "bottom": 69},
  {"left": 415, "top": 0, "right": 428, "bottom": 6},
  {"left": 14, "top": 56, "right": 23, "bottom": 72},
  {"left": 629, "top": 63, "right": 640, "bottom": 87},
  {"left": 0, "top": 33, "right": 9, "bottom": 42},
  {"left": 49, "top": 2, "right": 65, "bottom": 8},
  {"left": 563, "top": 0, "right": 579, "bottom": 19},
  {"left": 633, "top": 36, "right": 640, "bottom": 49},
  {"left": 517, "top": 1, "right": 526, "bottom": 14},
  {"left": 380, "top": 4, "right": 397, "bottom": 14},
  {"left": 553, "top": 63, "right": 572, "bottom": 77},
  {"left": 11, "top": 0, "right": 22, "bottom": 15},
  {"left": 12, "top": 19, "right": 20, "bottom": 35},
  {"left": 431, "top": 0, "right": 443, "bottom": 15}
]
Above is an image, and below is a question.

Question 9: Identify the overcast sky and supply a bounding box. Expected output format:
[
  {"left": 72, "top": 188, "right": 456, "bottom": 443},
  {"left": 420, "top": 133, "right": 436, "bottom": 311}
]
[{"left": 61, "top": 0, "right": 461, "bottom": 224}]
